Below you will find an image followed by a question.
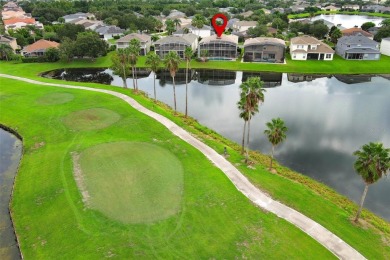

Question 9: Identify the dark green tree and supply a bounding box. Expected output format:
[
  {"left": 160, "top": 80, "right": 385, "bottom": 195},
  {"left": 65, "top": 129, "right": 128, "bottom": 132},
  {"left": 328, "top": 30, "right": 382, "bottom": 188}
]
[{"left": 163, "top": 51, "right": 182, "bottom": 113}]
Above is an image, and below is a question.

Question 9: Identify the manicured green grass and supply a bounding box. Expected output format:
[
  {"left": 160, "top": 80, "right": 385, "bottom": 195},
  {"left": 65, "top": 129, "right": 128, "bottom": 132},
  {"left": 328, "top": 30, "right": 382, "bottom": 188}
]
[
  {"left": 0, "top": 77, "right": 336, "bottom": 258},
  {"left": 79, "top": 142, "right": 184, "bottom": 224},
  {"left": 36, "top": 92, "right": 74, "bottom": 105},
  {"left": 63, "top": 107, "right": 121, "bottom": 131},
  {"left": 288, "top": 11, "right": 390, "bottom": 19}
]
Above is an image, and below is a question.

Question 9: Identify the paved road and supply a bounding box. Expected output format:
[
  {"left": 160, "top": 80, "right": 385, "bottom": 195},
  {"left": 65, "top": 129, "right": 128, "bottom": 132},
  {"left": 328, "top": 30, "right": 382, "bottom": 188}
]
[{"left": 0, "top": 74, "right": 366, "bottom": 260}]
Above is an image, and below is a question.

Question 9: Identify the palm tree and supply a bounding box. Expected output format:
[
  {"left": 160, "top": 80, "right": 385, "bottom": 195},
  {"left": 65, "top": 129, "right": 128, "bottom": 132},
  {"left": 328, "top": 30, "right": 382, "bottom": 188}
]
[
  {"left": 128, "top": 39, "right": 141, "bottom": 92},
  {"left": 353, "top": 142, "right": 390, "bottom": 222},
  {"left": 0, "top": 44, "right": 14, "bottom": 61},
  {"left": 238, "top": 77, "right": 266, "bottom": 163},
  {"left": 165, "top": 19, "right": 175, "bottom": 35},
  {"left": 237, "top": 98, "right": 250, "bottom": 154},
  {"left": 264, "top": 118, "right": 288, "bottom": 170},
  {"left": 173, "top": 18, "right": 181, "bottom": 30},
  {"left": 163, "top": 51, "right": 181, "bottom": 113},
  {"left": 110, "top": 48, "right": 131, "bottom": 88},
  {"left": 145, "top": 52, "right": 161, "bottom": 102},
  {"left": 184, "top": 47, "right": 193, "bottom": 117},
  {"left": 191, "top": 14, "right": 206, "bottom": 37}
]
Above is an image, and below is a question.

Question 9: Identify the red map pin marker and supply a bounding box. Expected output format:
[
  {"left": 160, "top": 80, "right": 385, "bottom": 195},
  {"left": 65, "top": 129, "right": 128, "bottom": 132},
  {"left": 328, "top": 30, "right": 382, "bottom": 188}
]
[{"left": 211, "top": 13, "right": 228, "bottom": 38}]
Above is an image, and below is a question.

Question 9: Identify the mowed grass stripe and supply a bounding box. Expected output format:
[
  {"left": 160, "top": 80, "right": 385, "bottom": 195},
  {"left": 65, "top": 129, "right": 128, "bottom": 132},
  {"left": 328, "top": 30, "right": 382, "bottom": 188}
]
[{"left": 0, "top": 77, "right": 336, "bottom": 259}]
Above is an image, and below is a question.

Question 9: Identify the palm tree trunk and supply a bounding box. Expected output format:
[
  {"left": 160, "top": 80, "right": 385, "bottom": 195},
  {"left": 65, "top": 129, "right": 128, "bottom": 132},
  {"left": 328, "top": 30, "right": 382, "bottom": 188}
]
[
  {"left": 153, "top": 72, "right": 157, "bottom": 102},
  {"left": 241, "top": 121, "right": 246, "bottom": 155},
  {"left": 355, "top": 183, "right": 369, "bottom": 222},
  {"left": 185, "top": 60, "right": 189, "bottom": 117},
  {"left": 270, "top": 145, "right": 275, "bottom": 169},
  {"left": 122, "top": 65, "right": 127, "bottom": 89},
  {"left": 132, "top": 66, "right": 136, "bottom": 91},
  {"left": 245, "top": 116, "right": 251, "bottom": 163},
  {"left": 173, "top": 76, "right": 177, "bottom": 112},
  {"left": 135, "top": 66, "right": 138, "bottom": 91}
]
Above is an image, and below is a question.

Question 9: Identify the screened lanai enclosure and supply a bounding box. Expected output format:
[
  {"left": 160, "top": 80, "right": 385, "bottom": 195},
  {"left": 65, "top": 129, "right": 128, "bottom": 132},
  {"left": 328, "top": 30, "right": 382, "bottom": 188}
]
[
  {"left": 154, "top": 34, "right": 198, "bottom": 59},
  {"left": 198, "top": 35, "right": 238, "bottom": 60}
]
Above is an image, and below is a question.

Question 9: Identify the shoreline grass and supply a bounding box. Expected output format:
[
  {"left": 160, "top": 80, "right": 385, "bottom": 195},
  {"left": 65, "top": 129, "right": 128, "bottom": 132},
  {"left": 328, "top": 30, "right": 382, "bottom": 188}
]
[{"left": 1, "top": 59, "right": 389, "bottom": 258}]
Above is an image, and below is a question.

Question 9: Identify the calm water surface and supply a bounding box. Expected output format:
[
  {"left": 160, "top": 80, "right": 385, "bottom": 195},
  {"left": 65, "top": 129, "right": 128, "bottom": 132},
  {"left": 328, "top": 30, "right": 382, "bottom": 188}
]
[
  {"left": 42, "top": 69, "right": 390, "bottom": 221},
  {"left": 0, "top": 128, "right": 22, "bottom": 260},
  {"left": 310, "top": 14, "right": 384, "bottom": 28}
]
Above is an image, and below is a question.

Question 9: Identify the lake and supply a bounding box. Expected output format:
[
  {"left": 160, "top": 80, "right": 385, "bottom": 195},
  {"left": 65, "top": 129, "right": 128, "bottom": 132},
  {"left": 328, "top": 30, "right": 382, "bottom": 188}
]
[
  {"left": 310, "top": 14, "right": 384, "bottom": 28},
  {"left": 42, "top": 68, "right": 390, "bottom": 221},
  {"left": 0, "top": 127, "right": 22, "bottom": 260}
]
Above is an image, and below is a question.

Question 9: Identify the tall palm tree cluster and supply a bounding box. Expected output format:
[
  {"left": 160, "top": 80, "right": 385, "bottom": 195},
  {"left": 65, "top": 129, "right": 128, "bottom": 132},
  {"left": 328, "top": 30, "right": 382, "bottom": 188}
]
[{"left": 110, "top": 39, "right": 141, "bottom": 92}]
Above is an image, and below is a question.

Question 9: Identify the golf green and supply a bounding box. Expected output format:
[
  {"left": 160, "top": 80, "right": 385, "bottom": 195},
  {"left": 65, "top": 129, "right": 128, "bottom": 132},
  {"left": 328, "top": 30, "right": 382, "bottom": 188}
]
[{"left": 77, "top": 141, "right": 184, "bottom": 223}]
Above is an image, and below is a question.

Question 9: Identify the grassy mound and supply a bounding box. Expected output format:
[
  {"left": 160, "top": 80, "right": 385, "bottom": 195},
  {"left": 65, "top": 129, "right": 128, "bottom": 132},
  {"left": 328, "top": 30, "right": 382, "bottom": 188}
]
[
  {"left": 36, "top": 92, "right": 74, "bottom": 105},
  {"left": 63, "top": 108, "right": 120, "bottom": 131},
  {"left": 78, "top": 142, "right": 183, "bottom": 224}
]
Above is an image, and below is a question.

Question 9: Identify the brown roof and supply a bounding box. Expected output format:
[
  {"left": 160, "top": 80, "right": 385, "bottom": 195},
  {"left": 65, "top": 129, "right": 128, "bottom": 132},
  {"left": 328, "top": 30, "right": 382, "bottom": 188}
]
[
  {"left": 117, "top": 33, "right": 151, "bottom": 43},
  {"left": 291, "top": 35, "right": 322, "bottom": 45},
  {"left": 342, "top": 28, "right": 373, "bottom": 38},
  {"left": 244, "top": 37, "right": 285, "bottom": 47},
  {"left": 23, "top": 39, "right": 59, "bottom": 53},
  {"left": 3, "top": 17, "right": 36, "bottom": 25},
  {"left": 291, "top": 35, "right": 334, "bottom": 53},
  {"left": 0, "top": 35, "right": 16, "bottom": 43}
]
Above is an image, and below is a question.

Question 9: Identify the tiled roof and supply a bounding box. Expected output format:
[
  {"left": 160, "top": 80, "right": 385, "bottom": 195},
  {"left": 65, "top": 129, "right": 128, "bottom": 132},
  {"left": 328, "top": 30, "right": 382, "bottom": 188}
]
[
  {"left": 23, "top": 39, "right": 59, "bottom": 53},
  {"left": 3, "top": 17, "right": 36, "bottom": 25},
  {"left": 244, "top": 37, "right": 285, "bottom": 47},
  {"left": 155, "top": 33, "right": 198, "bottom": 45},
  {"left": 0, "top": 35, "right": 16, "bottom": 43},
  {"left": 345, "top": 47, "right": 380, "bottom": 54},
  {"left": 291, "top": 35, "right": 322, "bottom": 45},
  {"left": 338, "top": 34, "right": 378, "bottom": 45},
  {"left": 234, "top": 21, "right": 257, "bottom": 27},
  {"left": 342, "top": 28, "right": 373, "bottom": 38},
  {"left": 117, "top": 33, "right": 151, "bottom": 43}
]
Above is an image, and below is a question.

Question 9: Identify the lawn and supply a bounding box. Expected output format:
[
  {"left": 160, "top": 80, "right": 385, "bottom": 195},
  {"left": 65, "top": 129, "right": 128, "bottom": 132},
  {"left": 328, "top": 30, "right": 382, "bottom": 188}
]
[
  {"left": 0, "top": 77, "right": 335, "bottom": 259},
  {"left": 1, "top": 60, "right": 390, "bottom": 258}
]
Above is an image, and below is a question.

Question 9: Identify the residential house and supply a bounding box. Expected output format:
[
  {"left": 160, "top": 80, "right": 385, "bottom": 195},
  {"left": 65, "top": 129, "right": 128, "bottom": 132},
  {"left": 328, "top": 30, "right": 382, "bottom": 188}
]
[
  {"left": 174, "top": 24, "right": 212, "bottom": 38},
  {"left": 336, "top": 34, "right": 380, "bottom": 60},
  {"left": 197, "top": 69, "right": 236, "bottom": 85},
  {"left": 380, "top": 37, "right": 390, "bottom": 56},
  {"left": 290, "top": 35, "right": 334, "bottom": 60},
  {"left": 291, "top": 5, "right": 308, "bottom": 13},
  {"left": 227, "top": 18, "right": 240, "bottom": 29},
  {"left": 154, "top": 34, "right": 198, "bottom": 58},
  {"left": 240, "top": 10, "right": 254, "bottom": 18},
  {"left": 361, "top": 5, "right": 389, "bottom": 13},
  {"left": 21, "top": 39, "right": 59, "bottom": 57},
  {"left": 243, "top": 37, "right": 286, "bottom": 63},
  {"left": 70, "top": 19, "right": 104, "bottom": 30},
  {"left": 342, "top": 28, "right": 374, "bottom": 39},
  {"left": 95, "top": 26, "right": 125, "bottom": 40},
  {"left": 62, "top": 12, "right": 95, "bottom": 23},
  {"left": 198, "top": 34, "right": 238, "bottom": 60},
  {"left": 166, "top": 10, "right": 186, "bottom": 19},
  {"left": 342, "top": 4, "right": 360, "bottom": 11},
  {"left": 0, "top": 35, "right": 18, "bottom": 52},
  {"left": 368, "top": 26, "right": 381, "bottom": 35},
  {"left": 232, "top": 21, "right": 257, "bottom": 33},
  {"left": 3, "top": 17, "right": 44, "bottom": 30},
  {"left": 1, "top": 9, "right": 27, "bottom": 19},
  {"left": 322, "top": 5, "right": 340, "bottom": 11},
  {"left": 116, "top": 33, "right": 152, "bottom": 55}
]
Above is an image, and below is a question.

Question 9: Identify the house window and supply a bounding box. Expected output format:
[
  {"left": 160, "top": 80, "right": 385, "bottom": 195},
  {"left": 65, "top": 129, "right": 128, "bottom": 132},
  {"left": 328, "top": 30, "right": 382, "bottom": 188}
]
[
  {"left": 326, "top": 54, "right": 331, "bottom": 59},
  {"left": 303, "top": 55, "right": 306, "bottom": 59},
  {"left": 268, "top": 54, "right": 275, "bottom": 59},
  {"left": 311, "top": 46, "right": 316, "bottom": 50},
  {"left": 293, "top": 55, "right": 296, "bottom": 58}
]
